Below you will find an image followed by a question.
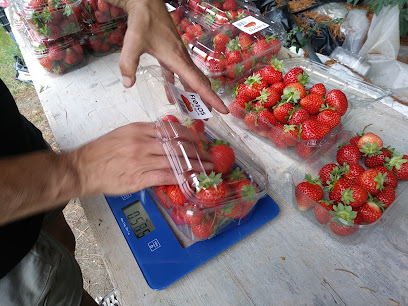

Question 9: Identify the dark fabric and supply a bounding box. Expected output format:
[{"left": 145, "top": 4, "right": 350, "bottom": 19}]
[{"left": 0, "top": 78, "right": 48, "bottom": 279}]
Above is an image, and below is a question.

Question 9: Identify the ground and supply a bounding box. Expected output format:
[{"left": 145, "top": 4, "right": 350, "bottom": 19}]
[{"left": 1, "top": 27, "right": 112, "bottom": 299}]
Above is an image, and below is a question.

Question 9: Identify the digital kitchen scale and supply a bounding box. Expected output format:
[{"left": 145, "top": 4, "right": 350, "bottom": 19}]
[{"left": 106, "top": 189, "right": 279, "bottom": 290}]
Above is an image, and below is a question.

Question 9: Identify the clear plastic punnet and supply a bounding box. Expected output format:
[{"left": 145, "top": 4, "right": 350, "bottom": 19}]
[
  {"left": 291, "top": 110, "right": 408, "bottom": 248},
  {"left": 136, "top": 65, "right": 268, "bottom": 241},
  {"left": 17, "top": 0, "right": 83, "bottom": 41},
  {"left": 223, "top": 57, "right": 390, "bottom": 161},
  {"left": 80, "top": 0, "right": 126, "bottom": 24}
]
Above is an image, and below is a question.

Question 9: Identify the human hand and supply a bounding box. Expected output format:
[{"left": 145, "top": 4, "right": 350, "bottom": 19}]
[
  {"left": 70, "top": 122, "right": 212, "bottom": 196},
  {"left": 105, "top": 0, "right": 229, "bottom": 114}
]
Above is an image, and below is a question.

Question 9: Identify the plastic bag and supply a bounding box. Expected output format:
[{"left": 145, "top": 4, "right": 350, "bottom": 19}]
[{"left": 341, "top": 9, "right": 369, "bottom": 54}]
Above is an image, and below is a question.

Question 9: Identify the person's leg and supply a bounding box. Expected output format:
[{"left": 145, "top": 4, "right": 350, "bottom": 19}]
[{"left": 43, "top": 209, "right": 76, "bottom": 255}]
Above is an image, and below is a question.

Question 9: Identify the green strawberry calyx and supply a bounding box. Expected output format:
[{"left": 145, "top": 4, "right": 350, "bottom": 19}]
[
  {"left": 184, "top": 118, "right": 196, "bottom": 128},
  {"left": 226, "top": 38, "right": 240, "bottom": 51},
  {"left": 270, "top": 57, "right": 283, "bottom": 72},
  {"left": 195, "top": 171, "right": 223, "bottom": 192},
  {"left": 374, "top": 171, "right": 387, "bottom": 191},
  {"left": 240, "top": 183, "right": 258, "bottom": 202},
  {"left": 228, "top": 167, "right": 246, "bottom": 183},
  {"left": 255, "top": 88, "right": 270, "bottom": 103},
  {"left": 367, "top": 194, "right": 385, "bottom": 212},
  {"left": 210, "top": 139, "right": 230, "bottom": 147},
  {"left": 385, "top": 153, "right": 408, "bottom": 170},
  {"left": 304, "top": 173, "right": 321, "bottom": 186},
  {"left": 360, "top": 142, "right": 382, "bottom": 157},
  {"left": 319, "top": 199, "right": 334, "bottom": 207},
  {"left": 244, "top": 73, "right": 262, "bottom": 87},
  {"left": 340, "top": 187, "right": 355, "bottom": 205},
  {"left": 210, "top": 78, "right": 223, "bottom": 92},
  {"left": 330, "top": 203, "right": 357, "bottom": 226},
  {"left": 281, "top": 87, "right": 300, "bottom": 104},
  {"left": 297, "top": 72, "right": 310, "bottom": 86}
]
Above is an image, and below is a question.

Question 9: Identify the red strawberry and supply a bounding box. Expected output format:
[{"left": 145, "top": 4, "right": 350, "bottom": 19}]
[
  {"left": 243, "top": 73, "right": 268, "bottom": 99},
  {"left": 222, "top": 0, "right": 238, "bottom": 11},
  {"left": 97, "top": 0, "right": 110, "bottom": 12},
  {"left": 325, "top": 89, "right": 348, "bottom": 116},
  {"left": 273, "top": 102, "right": 294, "bottom": 124},
  {"left": 318, "top": 163, "right": 341, "bottom": 186},
  {"left": 364, "top": 147, "right": 392, "bottom": 168},
  {"left": 213, "top": 33, "right": 230, "bottom": 51},
  {"left": 186, "top": 24, "right": 203, "bottom": 37},
  {"left": 227, "top": 50, "right": 242, "bottom": 65},
  {"left": 95, "top": 10, "right": 109, "bottom": 23},
  {"left": 162, "top": 114, "right": 180, "bottom": 123},
  {"left": 281, "top": 125, "right": 299, "bottom": 146},
  {"left": 349, "top": 135, "right": 361, "bottom": 147},
  {"left": 317, "top": 109, "right": 341, "bottom": 130},
  {"left": 300, "top": 119, "right": 330, "bottom": 140},
  {"left": 295, "top": 142, "right": 315, "bottom": 159},
  {"left": 229, "top": 99, "right": 248, "bottom": 118},
  {"left": 270, "top": 82, "right": 285, "bottom": 96},
  {"left": 39, "top": 56, "right": 53, "bottom": 71},
  {"left": 342, "top": 164, "right": 365, "bottom": 184},
  {"left": 184, "top": 118, "right": 205, "bottom": 138},
  {"left": 109, "top": 5, "right": 120, "bottom": 18},
  {"left": 252, "top": 39, "right": 269, "bottom": 56},
  {"left": 48, "top": 45, "right": 65, "bottom": 61},
  {"left": 238, "top": 32, "right": 253, "bottom": 49},
  {"left": 256, "top": 87, "right": 280, "bottom": 109},
  {"left": 171, "top": 207, "right": 186, "bottom": 225},
  {"left": 330, "top": 203, "right": 358, "bottom": 235},
  {"left": 329, "top": 221, "right": 358, "bottom": 236},
  {"left": 181, "top": 33, "right": 195, "bottom": 45},
  {"left": 191, "top": 213, "right": 217, "bottom": 239},
  {"left": 153, "top": 186, "right": 172, "bottom": 209},
  {"left": 267, "top": 124, "right": 288, "bottom": 149},
  {"left": 167, "top": 185, "right": 188, "bottom": 207},
  {"left": 209, "top": 139, "right": 235, "bottom": 175},
  {"left": 244, "top": 112, "right": 257, "bottom": 132},
  {"left": 357, "top": 132, "right": 383, "bottom": 150},
  {"left": 194, "top": 172, "right": 227, "bottom": 208},
  {"left": 283, "top": 82, "right": 306, "bottom": 100},
  {"left": 300, "top": 93, "right": 325, "bottom": 114},
  {"left": 374, "top": 165, "right": 398, "bottom": 188},
  {"left": 227, "top": 167, "right": 247, "bottom": 187},
  {"left": 358, "top": 199, "right": 384, "bottom": 224},
  {"left": 183, "top": 204, "right": 208, "bottom": 225},
  {"left": 329, "top": 178, "right": 352, "bottom": 203},
  {"left": 376, "top": 185, "right": 395, "bottom": 209},
  {"left": 309, "top": 83, "right": 326, "bottom": 96},
  {"left": 336, "top": 144, "right": 361, "bottom": 165},
  {"left": 386, "top": 153, "right": 408, "bottom": 180},
  {"left": 358, "top": 169, "right": 387, "bottom": 195},
  {"left": 340, "top": 184, "right": 368, "bottom": 208},
  {"left": 261, "top": 66, "right": 282, "bottom": 85},
  {"left": 64, "top": 48, "right": 79, "bottom": 65},
  {"left": 288, "top": 108, "right": 310, "bottom": 125},
  {"left": 314, "top": 200, "right": 334, "bottom": 224},
  {"left": 180, "top": 19, "right": 191, "bottom": 31},
  {"left": 295, "top": 174, "right": 323, "bottom": 211},
  {"left": 257, "top": 110, "right": 276, "bottom": 131},
  {"left": 283, "top": 67, "right": 309, "bottom": 85}
]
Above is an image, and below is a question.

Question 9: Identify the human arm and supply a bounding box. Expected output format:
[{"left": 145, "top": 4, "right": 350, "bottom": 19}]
[
  {"left": 0, "top": 122, "right": 212, "bottom": 225},
  {"left": 104, "top": 0, "right": 229, "bottom": 114}
]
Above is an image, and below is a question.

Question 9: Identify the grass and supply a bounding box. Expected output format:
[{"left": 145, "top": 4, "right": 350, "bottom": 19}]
[{"left": 0, "top": 27, "right": 32, "bottom": 96}]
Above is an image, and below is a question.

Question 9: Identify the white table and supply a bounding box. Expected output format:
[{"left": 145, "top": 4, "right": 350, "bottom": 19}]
[{"left": 14, "top": 26, "right": 408, "bottom": 305}]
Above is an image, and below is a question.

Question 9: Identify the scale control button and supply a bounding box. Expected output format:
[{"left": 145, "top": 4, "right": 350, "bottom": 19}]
[
  {"left": 148, "top": 239, "right": 161, "bottom": 252},
  {"left": 121, "top": 194, "right": 132, "bottom": 201}
]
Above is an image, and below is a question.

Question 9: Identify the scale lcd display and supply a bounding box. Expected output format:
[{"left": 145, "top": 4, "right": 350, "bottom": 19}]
[{"left": 122, "top": 200, "right": 156, "bottom": 239}]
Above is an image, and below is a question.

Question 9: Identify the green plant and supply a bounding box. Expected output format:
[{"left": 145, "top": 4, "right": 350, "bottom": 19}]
[{"left": 347, "top": 0, "right": 408, "bottom": 37}]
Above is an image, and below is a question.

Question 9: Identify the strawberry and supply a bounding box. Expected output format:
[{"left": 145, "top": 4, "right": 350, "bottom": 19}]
[
  {"left": 255, "top": 87, "right": 280, "bottom": 109},
  {"left": 97, "top": 0, "right": 110, "bottom": 12},
  {"left": 227, "top": 50, "right": 242, "bottom": 65},
  {"left": 170, "top": 11, "right": 180, "bottom": 25},
  {"left": 171, "top": 207, "right": 186, "bottom": 225},
  {"left": 64, "top": 48, "right": 79, "bottom": 65},
  {"left": 376, "top": 185, "right": 395, "bottom": 209},
  {"left": 225, "top": 64, "right": 245, "bottom": 79},
  {"left": 184, "top": 118, "right": 205, "bottom": 138},
  {"left": 295, "top": 174, "right": 323, "bottom": 211},
  {"left": 364, "top": 147, "right": 392, "bottom": 168},
  {"left": 252, "top": 39, "right": 269, "bottom": 56},
  {"left": 261, "top": 66, "right": 282, "bottom": 85},
  {"left": 110, "top": 5, "right": 120, "bottom": 18},
  {"left": 288, "top": 108, "right": 310, "bottom": 125},
  {"left": 357, "top": 132, "right": 383, "bottom": 150},
  {"left": 283, "top": 67, "right": 310, "bottom": 85},
  {"left": 257, "top": 110, "right": 276, "bottom": 131},
  {"left": 309, "top": 83, "right": 326, "bottom": 96},
  {"left": 342, "top": 164, "right": 365, "bottom": 184},
  {"left": 329, "top": 178, "right": 352, "bottom": 203},
  {"left": 227, "top": 167, "right": 247, "bottom": 187},
  {"left": 300, "top": 93, "right": 325, "bottom": 114},
  {"left": 186, "top": 24, "right": 203, "bottom": 37},
  {"left": 340, "top": 185, "right": 368, "bottom": 208},
  {"left": 45, "top": 24, "right": 61, "bottom": 40},
  {"left": 358, "top": 198, "right": 384, "bottom": 224},
  {"left": 330, "top": 203, "right": 358, "bottom": 235},
  {"left": 183, "top": 204, "right": 208, "bottom": 225},
  {"left": 329, "top": 221, "right": 358, "bottom": 236},
  {"left": 238, "top": 32, "right": 253, "bottom": 49},
  {"left": 374, "top": 166, "right": 398, "bottom": 188},
  {"left": 228, "top": 99, "right": 248, "bottom": 118},
  {"left": 268, "top": 124, "right": 288, "bottom": 149},
  {"left": 222, "top": 0, "right": 238, "bottom": 10},
  {"left": 167, "top": 185, "right": 188, "bottom": 207},
  {"left": 213, "top": 33, "right": 230, "bottom": 51},
  {"left": 314, "top": 200, "right": 334, "bottom": 224},
  {"left": 107, "top": 29, "right": 123, "bottom": 45},
  {"left": 206, "top": 57, "right": 225, "bottom": 74},
  {"left": 94, "top": 10, "right": 109, "bottom": 23},
  {"left": 191, "top": 213, "right": 217, "bottom": 239},
  {"left": 52, "top": 62, "right": 65, "bottom": 74},
  {"left": 281, "top": 125, "right": 299, "bottom": 146},
  {"left": 270, "top": 82, "right": 285, "bottom": 96},
  {"left": 318, "top": 163, "right": 341, "bottom": 186},
  {"left": 209, "top": 139, "right": 235, "bottom": 175},
  {"left": 358, "top": 169, "right": 387, "bottom": 195},
  {"left": 300, "top": 119, "right": 330, "bottom": 140},
  {"left": 273, "top": 102, "right": 294, "bottom": 124},
  {"left": 194, "top": 172, "right": 227, "bottom": 208},
  {"left": 283, "top": 82, "right": 306, "bottom": 100},
  {"left": 336, "top": 144, "right": 361, "bottom": 166},
  {"left": 215, "top": 12, "right": 229, "bottom": 25},
  {"left": 317, "top": 109, "right": 341, "bottom": 130},
  {"left": 325, "top": 89, "right": 348, "bottom": 116},
  {"left": 180, "top": 19, "right": 191, "bottom": 31},
  {"left": 243, "top": 73, "right": 268, "bottom": 99},
  {"left": 162, "top": 114, "right": 180, "bottom": 123},
  {"left": 244, "top": 112, "right": 257, "bottom": 132},
  {"left": 153, "top": 186, "right": 172, "bottom": 209},
  {"left": 39, "top": 56, "right": 53, "bottom": 71},
  {"left": 385, "top": 153, "right": 408, "bottom": 180},
  {"left": 295, "top": 142, "right": 315, "bottom": 159},
  {"left": 349, "top": 135, "right": 361, "bottom": 147}
]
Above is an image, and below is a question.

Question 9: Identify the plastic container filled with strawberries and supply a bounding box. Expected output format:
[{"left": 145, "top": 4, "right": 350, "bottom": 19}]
[
  {"left": 82, "top": 17, "right": 126, "bottom": 55},
  {"left": 292, "top": 110, "right": 408, "bottom": 243},
  {"left": 19, "top": 20, "right": 88, "bottom": 74},
  {"left": 15, "top": 0, "right": 84, "bottom": 41},
  {"left": 80, "top": 0, "right": 126, "bottom": 24},
  {"left": 135, "top": 65, "right": 268, "bottom": 241},
  {"left": 224, "top": 57, "right": 389, "bottom": 161}
]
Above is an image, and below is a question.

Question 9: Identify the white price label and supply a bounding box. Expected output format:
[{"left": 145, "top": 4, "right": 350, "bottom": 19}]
[
  {"left": 167, "top": 83, "right": 213, "bottom": 119},
  {"left": 165, "top": 3, "right": 176, "bottom": 12},
  {"left": 233, "top": 16, "right": 269, "bottom": 35}
]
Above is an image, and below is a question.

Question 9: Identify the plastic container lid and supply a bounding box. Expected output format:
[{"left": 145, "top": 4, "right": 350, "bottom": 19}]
[
  {"left": 135, "top": 65, "right": 269, "bottom": 240},
  {"left": 291, "top": 109, "right": 408, "bottom": 250}
]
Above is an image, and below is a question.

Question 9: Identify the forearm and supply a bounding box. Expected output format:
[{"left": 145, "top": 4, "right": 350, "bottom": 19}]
[{"left": 0, "top": 151, "right": 81, "bottom": 225}]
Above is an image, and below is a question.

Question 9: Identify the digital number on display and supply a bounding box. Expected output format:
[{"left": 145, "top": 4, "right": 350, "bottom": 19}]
[{"left": 122, "top": 200, "right": 156, "bottom": 239}]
